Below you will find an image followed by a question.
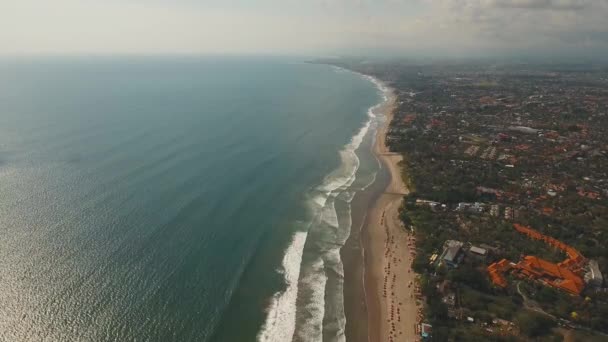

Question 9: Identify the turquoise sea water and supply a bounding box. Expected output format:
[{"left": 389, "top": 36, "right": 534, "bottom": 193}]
[{"left": 0, "top": 57, "right": 381, "bottom": 341}]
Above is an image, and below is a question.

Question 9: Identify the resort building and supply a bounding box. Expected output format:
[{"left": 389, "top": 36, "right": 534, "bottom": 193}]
[
  {"left": 487, "top": 224, "right": 587, "bottom": 295},
  {"left": 512, "top": 256, "right": 584, "bottom": 295}
]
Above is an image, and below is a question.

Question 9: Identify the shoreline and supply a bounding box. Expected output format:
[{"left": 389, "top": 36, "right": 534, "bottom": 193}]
[
  {"left": 257, "top": 67, "right": 390, "bottom": 342},
  {"left": 257, "top": 67, "right": 418, "bottom": 342},
  {"left": 341, "top": 72, "right": 392, "bottom": 342},
  {"left": 346, "top": 78, "right": 420, "bottom": 342}
]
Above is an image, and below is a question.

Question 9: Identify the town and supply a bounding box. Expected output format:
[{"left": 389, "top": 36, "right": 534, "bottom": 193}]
[{"left": 323, "top": 59, "right": 608, "bottom": 341}]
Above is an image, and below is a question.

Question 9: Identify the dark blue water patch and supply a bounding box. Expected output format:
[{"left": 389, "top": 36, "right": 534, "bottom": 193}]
[{"left": 0, "top": 57, "right": 379, "bottom": 341}]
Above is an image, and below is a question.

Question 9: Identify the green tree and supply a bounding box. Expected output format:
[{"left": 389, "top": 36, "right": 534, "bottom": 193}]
[
  {"left": 432, "top": 326, "right": 449, "bottom": 342},
  {"left": 515, "top": 311, "right": 556, "bottom": 337}
]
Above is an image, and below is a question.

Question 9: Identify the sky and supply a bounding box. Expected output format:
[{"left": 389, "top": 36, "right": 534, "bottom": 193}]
[{"left": 1, "top": 0, "right": 607, "bottom": 58}]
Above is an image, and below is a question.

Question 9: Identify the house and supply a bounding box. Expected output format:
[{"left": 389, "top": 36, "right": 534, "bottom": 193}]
[
  {"left": 504, "top": 207, "right": 514, "bottom": 220},
  {"left": 490, "top": 204, "right": 500, "bottom": 217}
]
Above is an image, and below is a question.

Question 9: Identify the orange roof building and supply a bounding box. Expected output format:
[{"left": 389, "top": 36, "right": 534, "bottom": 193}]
[
  {"left": 514, "top": 256, "right": 584, "bottom": 295},
  {"left": 488, "top": 259, "right": 512, "bottom": 288},
  {"left": 513, "top": 224, "right": 585, "bottom": 265},
  {"left": 487, "top": 224, "right": 586, "bottom": 295}
]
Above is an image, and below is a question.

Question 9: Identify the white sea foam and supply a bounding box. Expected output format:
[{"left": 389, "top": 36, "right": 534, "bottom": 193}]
[
  {"left": 257, "top": 69, "right": 391, "bottom": 342},
  {"left": 290, "top": 104, "right": 381, "bottom": 341},
  {"left": 257, "top": 230, "right": 307, "bottom": 342},
  {"left": 322, "top": 198, "right": 340, "bottom": 229},
  {"left": 294, "top": 255, "right": 327, "bottom": 342},
  {"left": 311, "top": 194, "right": 329, "bottom": 208},
  {"left": 337, "top": 190, "right": 356, "bottom": 204}
]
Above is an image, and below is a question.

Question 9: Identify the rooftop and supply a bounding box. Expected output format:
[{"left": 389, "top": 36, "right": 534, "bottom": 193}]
[{"left": 469, "top": 246, "right": 488, "bottom": 256}]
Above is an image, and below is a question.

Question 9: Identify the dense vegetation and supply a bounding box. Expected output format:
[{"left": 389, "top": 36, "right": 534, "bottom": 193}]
[{"left": 318, "top": 58, "right": 608, "bottom": 340}]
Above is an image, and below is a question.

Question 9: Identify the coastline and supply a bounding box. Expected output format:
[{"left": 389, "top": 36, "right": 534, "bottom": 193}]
[
  {"left": 340, "top": 72, "right": 392, "bottom": 342},
  {"left": 255, "top": 66, "right": 418, "bottom": 342},
  {"left": 342, "top": 78, "right": 420, "bottom": 342},
  {"left": 257, "top": 65, "right": 388, "bottom": 342}
]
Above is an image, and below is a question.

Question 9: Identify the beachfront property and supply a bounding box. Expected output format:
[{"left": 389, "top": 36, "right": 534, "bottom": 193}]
[
  {"left": 435, "top": 241, "right": 489, "bottom": 269},
  {"left": 438, "top": 240, "right": 464, "bottom": 269},
  {"left": 487, "top": 224, "right": 590, "bottom": 295},
  {"left": 415, "top": 199, "right": 444, "bottom": 211},
  {"left": 419, "top": 323, "right": 432, "bottom": 339}
]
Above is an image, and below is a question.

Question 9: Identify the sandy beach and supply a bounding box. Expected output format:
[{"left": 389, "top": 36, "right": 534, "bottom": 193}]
[{"left": 363, "top": 89, "right": 419, "bottom": 342}]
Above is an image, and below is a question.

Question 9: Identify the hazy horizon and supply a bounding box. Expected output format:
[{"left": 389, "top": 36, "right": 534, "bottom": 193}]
[{"left": 2, "top": 0, "right": 608, "bottom": 59}]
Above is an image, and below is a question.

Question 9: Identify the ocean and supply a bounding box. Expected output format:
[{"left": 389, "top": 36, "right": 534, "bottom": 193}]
[{"left": 0, "top": 57, "right": 385, "bottom": 342}]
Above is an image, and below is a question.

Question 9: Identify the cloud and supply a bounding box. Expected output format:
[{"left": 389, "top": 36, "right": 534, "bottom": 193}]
[
  {"left": 491, "top": 0, "right": 592, "bottom": 10},
  {"left": 0, "top": 0, "right": 606, "bottom": 57},
  {"left": 414, "top": 0, "right": 608, "bottom": 56}
]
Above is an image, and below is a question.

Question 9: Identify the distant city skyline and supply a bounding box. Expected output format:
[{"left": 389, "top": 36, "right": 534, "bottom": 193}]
[{"left": 2, "top": 0, "right": 607, "bottom": 58}]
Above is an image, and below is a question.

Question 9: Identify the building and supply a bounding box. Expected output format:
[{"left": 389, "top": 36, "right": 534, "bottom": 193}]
[
  {"left": 490, "top": 204, "right": 500, "bottom": 217},
  {"left": 488, "top": 259, "right": 511, "bottom": 288},
  {"left": 504, "top": 207, "right": 514, "bottom": 220},
  {"left": 456, "top": 202, "right": 486, "bottom": 213},
  {"left": 487, "top": 224, "right": 587, "bottom": 295},
  {"left": 585, "top": 260, "right": 604, "bottom": 289},
  {"left": 468, "top": 245, "right": 488, "bottom": 261},
  {"left": 421, "top": 323, "right": 432, "bottom": 339},
  {"left": 416, "top": 199, "right": 443, "bottom": 211},
  {"left": 440, "top": 240, "right": 464, "bottom": 268},
  {"left": 513, "top": 256, "right": 584, "bottom": 295},
  {"left": 480, "top": 243, "right": 499, "bottom": 255}
]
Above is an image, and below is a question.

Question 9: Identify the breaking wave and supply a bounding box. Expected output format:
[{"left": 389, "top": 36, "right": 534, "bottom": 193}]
[{"left": 258, "top": 71, "right": 390, "bottom": 342}]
